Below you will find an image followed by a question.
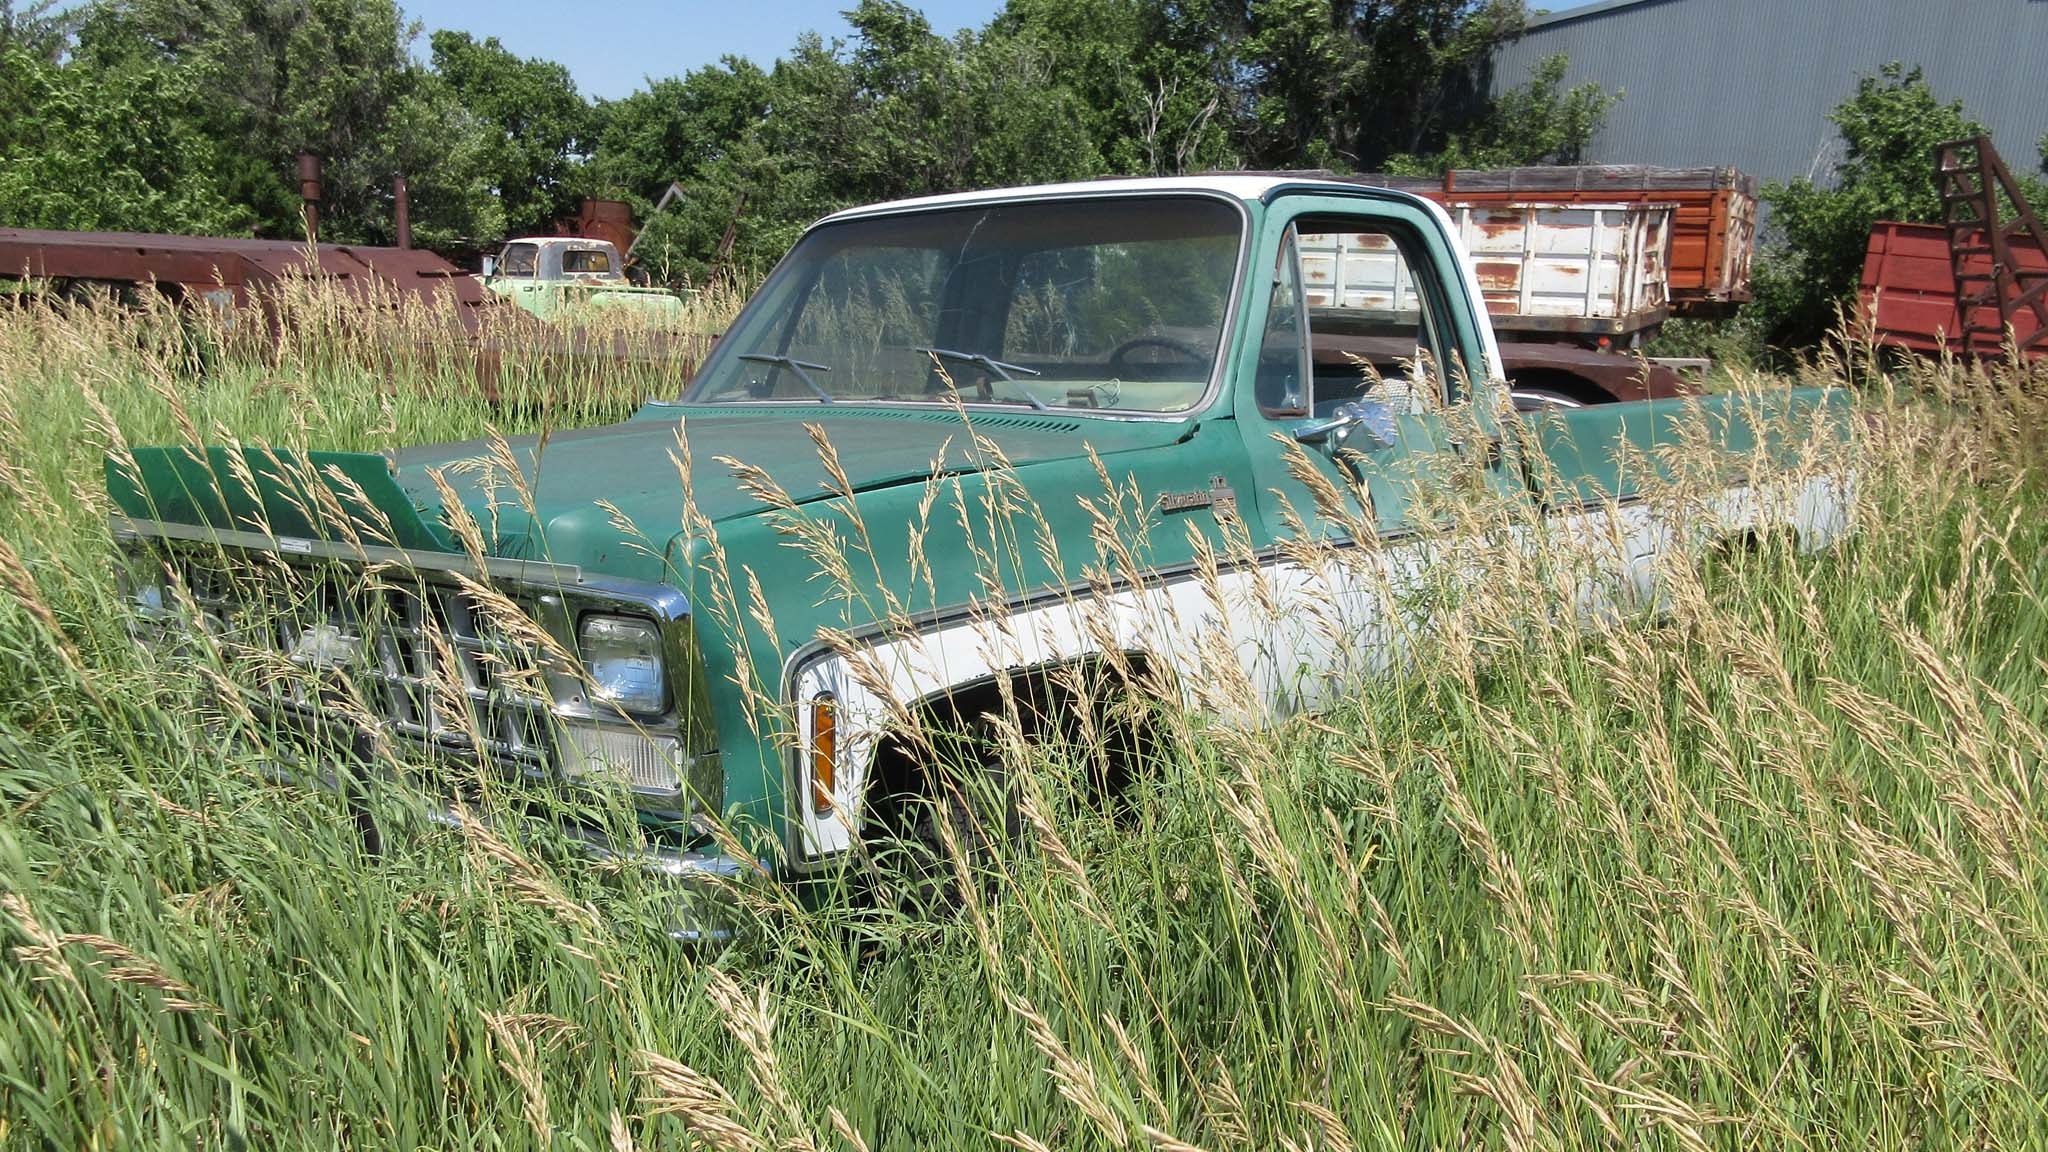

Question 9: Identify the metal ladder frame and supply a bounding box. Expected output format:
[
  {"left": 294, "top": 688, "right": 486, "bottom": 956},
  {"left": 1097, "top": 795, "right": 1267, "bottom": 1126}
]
[{"left": 1936, "top": 136, "right": 2048, "bottom": 361}]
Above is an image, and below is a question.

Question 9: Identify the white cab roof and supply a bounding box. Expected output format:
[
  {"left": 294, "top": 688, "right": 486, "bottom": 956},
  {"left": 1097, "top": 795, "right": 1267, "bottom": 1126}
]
[{"left": 816, "top": 174, "right": 1404, "bottom": 224}]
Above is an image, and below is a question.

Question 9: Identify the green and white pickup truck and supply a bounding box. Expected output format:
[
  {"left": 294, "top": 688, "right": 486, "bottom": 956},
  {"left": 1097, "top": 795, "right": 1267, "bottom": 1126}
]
[
  {"left": 483, "top": 237, "right": 688, "bottom": 323},
  {"left": 108, "top": 177, "right": 1854, "bottom": 928}
]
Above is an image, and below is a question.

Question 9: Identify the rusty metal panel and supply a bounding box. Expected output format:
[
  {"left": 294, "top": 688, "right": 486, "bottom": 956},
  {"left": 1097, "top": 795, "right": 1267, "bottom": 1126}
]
[
  {"left": 1298, "top": 202, "right": 1672, "bottom": 338},
  {"left": 1345, "top": 166, "right": 1757, "bottom": 309},
  {"left": 1859, "top": 220, "right": 2045, "bottom": 360},
  {"left": 558, "top": 198, "right": 636, "bottom": 255},
  {"left": 1297, "top": 230, "right": 1419, "bottom": 312},
  {"left": 1446, "top": 202, "right": 1671, "bottom": 330},
  {"left": 0, "top": 228, "right": 486, "bottom": 319}
]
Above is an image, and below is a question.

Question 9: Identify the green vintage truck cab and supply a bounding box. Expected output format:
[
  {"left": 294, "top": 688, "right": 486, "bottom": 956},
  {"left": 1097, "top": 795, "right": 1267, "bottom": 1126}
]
[
  {"left": 109, "top": 177, "right": 1854, "bottom": 928},
  {"left": 483, "top": 237, "right": 688, "bottom": 323}
]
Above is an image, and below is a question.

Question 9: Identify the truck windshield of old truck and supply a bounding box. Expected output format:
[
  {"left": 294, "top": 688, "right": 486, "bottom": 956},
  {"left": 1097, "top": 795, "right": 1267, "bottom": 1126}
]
[
  {"left": 684, "top": 196, "right": 1244, "bottom": 413},
  {"left": 498, "top": 243, "right": 539, "bottom": 278}
]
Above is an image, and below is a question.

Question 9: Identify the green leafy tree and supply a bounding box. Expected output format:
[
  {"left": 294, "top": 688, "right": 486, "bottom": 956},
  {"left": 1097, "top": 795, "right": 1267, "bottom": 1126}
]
[
  {"left": 70, "top": 0, "right": 481, "bottom": 247},
  {"left": 1390, "top": 52, "right": 1619, "bottom": 172},
  {"left": 592, "top": 59, "right": 774, "bottom": 199},
  {"left": 1236, "top": 0, "right": 1525, "bottom": 170},
  {"left": 1752, "top": 64, "right": 1985, "bottom": 350},
  {"left": 429, "top": 30, "right": 595, "bottom": 240},
  {"left": 0, "top": 42, "right": 246, "bottom": 233},
  {"left": 0, "top": 0, "right": 77, "bottom": 60}
]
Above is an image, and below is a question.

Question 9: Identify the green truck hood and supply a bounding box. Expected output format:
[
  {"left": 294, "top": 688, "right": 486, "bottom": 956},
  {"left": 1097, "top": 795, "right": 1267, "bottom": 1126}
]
[{"left": 108, "top": 406, "right": 1193, "bottom": 579}]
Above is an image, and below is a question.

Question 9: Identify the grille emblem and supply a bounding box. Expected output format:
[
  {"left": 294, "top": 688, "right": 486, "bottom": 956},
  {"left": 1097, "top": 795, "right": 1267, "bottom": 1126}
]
[{"left": 289, "top": 622, "right": 361, "bottom": 671}]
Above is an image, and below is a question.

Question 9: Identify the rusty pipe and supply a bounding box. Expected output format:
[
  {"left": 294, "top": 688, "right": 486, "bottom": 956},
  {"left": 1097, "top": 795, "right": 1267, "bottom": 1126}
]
[
  {"left": 394, "top": 174, "right": 411, "bottom": 250},
  {"left": 297, "top": 153, "right": 323, "bottom": 243}
]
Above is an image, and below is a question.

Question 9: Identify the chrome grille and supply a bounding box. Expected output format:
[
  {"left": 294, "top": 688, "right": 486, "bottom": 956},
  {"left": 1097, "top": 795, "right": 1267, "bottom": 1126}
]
[{"left": 142, "top": 551, "right": 557, "bottom": 771}]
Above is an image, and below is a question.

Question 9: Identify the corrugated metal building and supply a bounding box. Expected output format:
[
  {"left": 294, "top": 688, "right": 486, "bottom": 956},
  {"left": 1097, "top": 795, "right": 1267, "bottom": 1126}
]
[{"left": 1493, "top": 0, "right": 2048, "bottom": 184}]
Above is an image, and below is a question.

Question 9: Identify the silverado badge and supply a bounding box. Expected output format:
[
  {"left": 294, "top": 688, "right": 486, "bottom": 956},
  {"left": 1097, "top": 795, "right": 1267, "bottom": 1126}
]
[{"left": 1158, "top": 475, "right": 1238, "bottom": 519}]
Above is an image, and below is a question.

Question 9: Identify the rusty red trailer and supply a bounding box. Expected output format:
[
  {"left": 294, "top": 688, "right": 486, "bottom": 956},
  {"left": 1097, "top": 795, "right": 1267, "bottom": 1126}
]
[{"left": 1859, "top": 221, "right": 2045, "bottom": 361}]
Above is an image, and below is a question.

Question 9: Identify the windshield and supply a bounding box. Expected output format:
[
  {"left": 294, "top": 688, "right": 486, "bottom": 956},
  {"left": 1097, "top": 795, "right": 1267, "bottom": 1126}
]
[
  {"left": 498, "top": 243, "right": 539, "bottom": 278},
  {"left": 683, "top": 196, "right": 1244, "bottom": 413}
]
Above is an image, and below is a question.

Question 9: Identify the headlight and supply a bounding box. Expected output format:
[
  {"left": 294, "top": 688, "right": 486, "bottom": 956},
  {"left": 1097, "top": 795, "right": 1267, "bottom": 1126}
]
[{"left": 579, "top": 614, "right": 666, "bottom": 714}]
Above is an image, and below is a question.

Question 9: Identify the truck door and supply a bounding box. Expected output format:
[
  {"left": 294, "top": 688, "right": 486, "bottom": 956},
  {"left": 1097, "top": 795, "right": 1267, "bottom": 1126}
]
[{"left": 1232, "top": 194, "right": 1523, "bottom": 544}]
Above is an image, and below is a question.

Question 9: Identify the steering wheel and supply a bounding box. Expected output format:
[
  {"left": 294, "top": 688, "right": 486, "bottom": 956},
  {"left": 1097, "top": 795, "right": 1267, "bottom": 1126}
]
[{"left": 1107, "top": 335, "right": 1210, "bottom": 379}]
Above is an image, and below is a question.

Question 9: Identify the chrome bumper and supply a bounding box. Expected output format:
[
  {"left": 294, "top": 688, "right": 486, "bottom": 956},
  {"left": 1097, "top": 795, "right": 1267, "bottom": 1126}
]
[{"left": 417, "top": 805, "right": 756, "bottom": 942}]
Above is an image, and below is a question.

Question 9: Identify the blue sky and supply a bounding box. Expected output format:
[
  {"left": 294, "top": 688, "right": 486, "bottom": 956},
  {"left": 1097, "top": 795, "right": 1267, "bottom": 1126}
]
[
  {"left": 400, "top": 0, "right": 1006, "bottom": 99},
  {"left": 401, "top": 0, "right": 1604, "bottom": 101}
]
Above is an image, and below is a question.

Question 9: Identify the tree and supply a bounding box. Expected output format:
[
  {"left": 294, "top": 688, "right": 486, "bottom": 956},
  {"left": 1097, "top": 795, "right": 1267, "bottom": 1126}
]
[
  {"left": 986, "top": 0, "right": 1236, "bottom": 176},
  {"left": 0, "top": 41, "right": 246, "bottom": 233},
  {"left": 1391, "top": 53, "right": 1618, "bottom": 172},
  {"left": 1751, "top": 64, "right": 1985, "bottom": 350},
  {"left": 0, "top": 0, "right": 78, "bottom": 61},
  {"left": 593, "top": 59, "right": 774, "bottom": 199},
  {"left": 68, "top": 0, "right": 477, "bottom": 246},
  {"left": 430, "top": 30, "right": 595, "bottom": 240},
  {"left": 1235, "top": 0, "right": 1525, "bottom": 171}
]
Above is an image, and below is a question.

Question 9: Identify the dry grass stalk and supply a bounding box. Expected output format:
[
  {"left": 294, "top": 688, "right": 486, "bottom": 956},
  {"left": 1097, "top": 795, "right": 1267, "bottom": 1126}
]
[
  {"left": 482, "top": 1009, "right": 553, "bottom": 1143},
  {"left": 637, "top": 1050, "right": 765, "bottom": 1152},
  {"left": 1004, "top": 989, "right": 1130, "bottom": 1147},
  {"left": 2, "top": 893, "right": 216, "bottom": 1014},
  {"left": 704, "top": 967, "right": 822, "bottom": 1152}
]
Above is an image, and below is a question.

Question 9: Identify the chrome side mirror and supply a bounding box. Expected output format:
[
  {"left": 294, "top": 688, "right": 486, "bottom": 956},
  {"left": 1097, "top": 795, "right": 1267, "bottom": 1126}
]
[{"left": 1293, "top": 400, "right": 1396, "bottom": 453}]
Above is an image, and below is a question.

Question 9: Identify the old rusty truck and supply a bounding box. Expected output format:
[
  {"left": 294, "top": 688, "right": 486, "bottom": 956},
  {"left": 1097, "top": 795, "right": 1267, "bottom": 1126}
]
[
  {"left": 482, "top": 236, "right": 688, "bottom": 323},
  {"left": 107, "top": 176, "right": 1856, "bottom": 931}
]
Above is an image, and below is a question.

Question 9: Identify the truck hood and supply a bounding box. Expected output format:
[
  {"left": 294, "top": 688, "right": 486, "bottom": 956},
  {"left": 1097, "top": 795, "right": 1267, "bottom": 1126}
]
[
  {"left": 404, "top": 403, "right": 1172, "bottom": 510},
  {"left": 107, "top": 407, "right": 1190, "bottom": 576}
]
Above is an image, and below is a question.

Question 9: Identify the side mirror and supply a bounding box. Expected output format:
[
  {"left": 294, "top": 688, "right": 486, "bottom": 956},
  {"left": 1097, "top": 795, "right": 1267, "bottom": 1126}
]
[
  {"left": 1294, "top": 400, "right": 1397, "bottom": 453},
  {"left": 480, "top": 256, "right": 497, "bottom": 277}
]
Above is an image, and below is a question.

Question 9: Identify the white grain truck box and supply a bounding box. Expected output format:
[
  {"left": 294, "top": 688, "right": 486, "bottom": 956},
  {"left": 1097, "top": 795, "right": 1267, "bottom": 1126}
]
[{"left": 1301, "top": 201, "right": 1675, "bottom": 349}]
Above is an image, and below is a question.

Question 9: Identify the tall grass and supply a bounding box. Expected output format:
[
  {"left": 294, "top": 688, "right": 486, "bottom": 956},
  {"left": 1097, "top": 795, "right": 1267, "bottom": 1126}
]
[{"left": 1, "top": 284, "right": 2046, "bottom": 1150}]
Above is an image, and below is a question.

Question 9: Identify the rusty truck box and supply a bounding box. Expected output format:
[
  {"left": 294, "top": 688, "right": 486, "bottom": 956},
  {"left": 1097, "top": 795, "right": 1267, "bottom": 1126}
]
[
  {"left": 1858, "top": 220, "right": 2045, "bottom": 360},
  {"left": 1438, "top": 166, "right": 1756, "bottom": 312},
  {"left": 1301, "top": 201, "right": 1673, "bottom": 339},
  {"left": 1331, "top": 165, "right": 1757, "bottom": 315}
]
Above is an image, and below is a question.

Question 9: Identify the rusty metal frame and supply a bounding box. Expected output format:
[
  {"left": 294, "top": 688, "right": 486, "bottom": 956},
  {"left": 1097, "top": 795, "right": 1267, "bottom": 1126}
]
[{"left": 1937, "top": 136, "right": 2048, "bottom": 361}]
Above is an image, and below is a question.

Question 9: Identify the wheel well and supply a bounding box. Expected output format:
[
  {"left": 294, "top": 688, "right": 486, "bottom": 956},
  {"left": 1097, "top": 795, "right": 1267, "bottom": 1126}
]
[
  {"left": 1507, "top": 368, "right": 1616, "bottom": 406},
  {"left": 858, "top": 653, "right": 1164, "bottom": 835}
]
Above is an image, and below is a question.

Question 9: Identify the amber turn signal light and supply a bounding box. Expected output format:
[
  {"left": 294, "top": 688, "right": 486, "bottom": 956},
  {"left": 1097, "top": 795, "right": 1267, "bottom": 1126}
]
[{"left": 809, "top": 692, "right": 837, "bottom": 814}]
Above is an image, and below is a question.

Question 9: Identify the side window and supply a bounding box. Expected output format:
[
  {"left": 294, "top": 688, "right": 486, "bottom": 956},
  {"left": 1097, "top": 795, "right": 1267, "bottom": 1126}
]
[
  {"left": 1255, "top": 229, "right": 1311, "bottom": 417},
  {"left": 499, "top": 243, "right": 539, "bottom": 278},
  {"left": 1295, "top": 223, "right": 1447, "bottom": 414}
]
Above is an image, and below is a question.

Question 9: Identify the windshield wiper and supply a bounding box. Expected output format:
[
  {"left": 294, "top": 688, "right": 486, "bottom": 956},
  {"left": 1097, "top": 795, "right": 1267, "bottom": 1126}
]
[
  {"left": 736, "top": 353, "right": 835, "bottom": 404},
  {"left": 916, "top": 347, "right": 1051, "bottom": 412}
]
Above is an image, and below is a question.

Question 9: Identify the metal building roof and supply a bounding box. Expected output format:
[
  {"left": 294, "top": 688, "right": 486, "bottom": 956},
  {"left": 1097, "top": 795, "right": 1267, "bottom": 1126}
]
[
  {"left": 1528, "top": 0, "right": 1677, "bottom": 30},
  {"left": 1496, "top": 0, "right": 2048, "bottom": 188}
]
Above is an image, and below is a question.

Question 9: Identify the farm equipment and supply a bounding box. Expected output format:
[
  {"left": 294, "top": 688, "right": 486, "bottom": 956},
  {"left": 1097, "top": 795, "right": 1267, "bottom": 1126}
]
[
  {"left": 1297, "top": 202, "right": 1695, "bottom": 408},
  {"left": 0, "top": 228, "right": 488, "bottom": 321},
  {"left": 1859, "top": 135, "right": 2048, "bottom": 362}
]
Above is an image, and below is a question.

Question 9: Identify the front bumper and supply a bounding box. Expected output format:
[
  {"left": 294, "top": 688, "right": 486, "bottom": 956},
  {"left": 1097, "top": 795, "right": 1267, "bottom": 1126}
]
[{"left": 414, "top": 803, "right": 758, "bottom": 943}]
